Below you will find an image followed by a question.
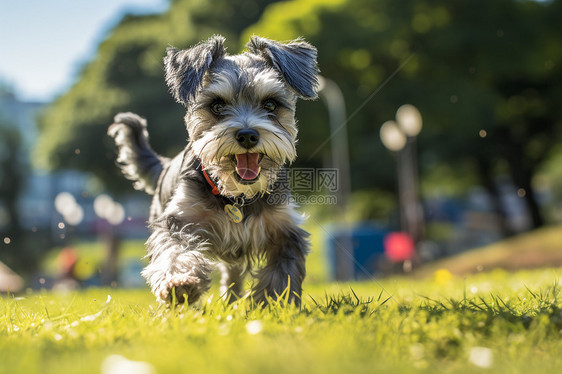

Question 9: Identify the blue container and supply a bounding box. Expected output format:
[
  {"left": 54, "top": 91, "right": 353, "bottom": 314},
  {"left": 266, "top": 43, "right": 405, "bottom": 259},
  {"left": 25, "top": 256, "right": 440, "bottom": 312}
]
[{"left": 326, "top": 223, "right": 388, "bottom": 281}]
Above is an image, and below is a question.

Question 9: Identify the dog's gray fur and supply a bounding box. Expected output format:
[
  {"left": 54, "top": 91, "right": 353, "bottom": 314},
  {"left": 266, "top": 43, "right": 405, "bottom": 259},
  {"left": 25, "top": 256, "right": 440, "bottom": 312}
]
[{"left": 108, "top": 35, "right": 318, "bottom": 306}]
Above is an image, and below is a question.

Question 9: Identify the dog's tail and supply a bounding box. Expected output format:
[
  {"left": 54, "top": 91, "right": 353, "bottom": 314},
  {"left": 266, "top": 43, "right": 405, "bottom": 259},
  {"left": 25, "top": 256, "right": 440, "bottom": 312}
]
[{"left": 108, "top": 112, "right": 168, "bottom": 195}]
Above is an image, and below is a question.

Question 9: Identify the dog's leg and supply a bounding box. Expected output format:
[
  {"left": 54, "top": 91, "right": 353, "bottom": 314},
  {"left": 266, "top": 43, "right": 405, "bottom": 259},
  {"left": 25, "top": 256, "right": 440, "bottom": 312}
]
[
  {"left": 142, "top": 225, "right": 213, "bottom": 304},
  {"left": 141, "top": 191, "right": 214, "bottom": 304},
  {"left": 253, "top": 226, "right": 309, "bottom": 306},
  {"left": 218, "top": 263, "right": 245, "bottom": 303}
]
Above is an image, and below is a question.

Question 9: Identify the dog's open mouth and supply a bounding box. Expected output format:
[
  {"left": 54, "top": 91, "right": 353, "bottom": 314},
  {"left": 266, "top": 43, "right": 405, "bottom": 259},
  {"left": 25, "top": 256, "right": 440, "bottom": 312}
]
[{"left": 234, "top": 153, "right": 262, "bottom": 182}]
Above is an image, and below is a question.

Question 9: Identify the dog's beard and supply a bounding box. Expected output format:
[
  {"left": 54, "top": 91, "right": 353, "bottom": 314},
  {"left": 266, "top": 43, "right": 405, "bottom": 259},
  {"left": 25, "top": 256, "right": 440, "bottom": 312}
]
[{"left": 192, "top": 117, "right": 297, "bottom": 199}]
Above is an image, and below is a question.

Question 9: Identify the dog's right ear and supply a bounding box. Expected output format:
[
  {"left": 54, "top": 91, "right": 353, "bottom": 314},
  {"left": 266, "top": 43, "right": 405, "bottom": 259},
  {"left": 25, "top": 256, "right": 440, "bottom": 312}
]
[{"left": 164, "top": 35, "right": 226, "bottom": 105}]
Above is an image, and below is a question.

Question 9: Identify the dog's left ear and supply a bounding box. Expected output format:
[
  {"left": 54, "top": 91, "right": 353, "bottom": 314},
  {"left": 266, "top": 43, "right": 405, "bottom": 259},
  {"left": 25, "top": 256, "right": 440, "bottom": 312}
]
[
  {"left": 164, "top": 35, "right": 226, "bottom": 105},
  {"left": 247, "top": 36, "right": 319, "bottom": 100}
]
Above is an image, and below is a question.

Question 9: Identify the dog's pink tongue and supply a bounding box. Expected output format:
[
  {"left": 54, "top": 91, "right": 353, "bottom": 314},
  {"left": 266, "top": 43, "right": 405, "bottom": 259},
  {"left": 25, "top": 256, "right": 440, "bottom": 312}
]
[{"left": 235, "top": 153, "right": 260, "bottom": 180}]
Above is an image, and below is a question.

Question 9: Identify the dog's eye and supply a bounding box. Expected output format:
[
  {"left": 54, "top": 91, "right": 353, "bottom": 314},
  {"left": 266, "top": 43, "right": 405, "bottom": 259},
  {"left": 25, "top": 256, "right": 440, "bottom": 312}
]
[
  {"left": 210, "top": 100, "right": 226, "bottom": 115},
  {"left": 263, "top": 99, "right": 277, "bottom": 112}
]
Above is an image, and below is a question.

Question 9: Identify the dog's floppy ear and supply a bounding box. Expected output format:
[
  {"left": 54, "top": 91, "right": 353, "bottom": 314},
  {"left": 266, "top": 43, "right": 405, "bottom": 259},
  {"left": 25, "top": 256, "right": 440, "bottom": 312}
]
[
  {"left": 164, "top": 35, "right": 226, "bottom": 105},
  {"left": 247, "top": 36, "right": 319, "bottom": 100}
]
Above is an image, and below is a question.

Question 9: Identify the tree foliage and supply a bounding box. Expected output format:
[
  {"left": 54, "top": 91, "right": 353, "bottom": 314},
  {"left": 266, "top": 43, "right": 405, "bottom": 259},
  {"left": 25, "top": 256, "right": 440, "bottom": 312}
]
[
  {"left": 36, "top": 0, "right": 279, "bottom": 192},
  {"left": 0, "top": 118, "right": 26, "bottom": 268},
  {"left": 244, "top": 0, "right": 562, "bottom": 228},
  {"left": 36, "top": 0, "right": 562, "bottom": 228}
]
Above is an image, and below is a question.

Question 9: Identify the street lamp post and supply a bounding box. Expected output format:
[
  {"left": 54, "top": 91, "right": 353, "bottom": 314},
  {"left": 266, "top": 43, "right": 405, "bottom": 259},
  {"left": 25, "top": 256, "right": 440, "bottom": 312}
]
[
  {"left": 317, "top": 76, "right": 351, "bottom": 209},
  {"left": 380, "top": 105, "right": 424, "bottom": 250},
  {"left": 318, "top": 76, "right": 354, "bottom": 280}
]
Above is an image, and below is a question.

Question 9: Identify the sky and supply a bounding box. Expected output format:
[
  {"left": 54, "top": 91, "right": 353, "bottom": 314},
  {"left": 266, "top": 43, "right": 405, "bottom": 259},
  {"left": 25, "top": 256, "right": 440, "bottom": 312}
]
[{"left": 0, "top": 0, "right": 169, "bottom": 103}]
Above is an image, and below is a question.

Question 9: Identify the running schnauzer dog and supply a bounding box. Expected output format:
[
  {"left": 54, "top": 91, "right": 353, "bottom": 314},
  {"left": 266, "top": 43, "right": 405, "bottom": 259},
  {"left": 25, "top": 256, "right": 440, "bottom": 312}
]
[{"left": 108, "top": 35, "right": 319, "bottom": 306}]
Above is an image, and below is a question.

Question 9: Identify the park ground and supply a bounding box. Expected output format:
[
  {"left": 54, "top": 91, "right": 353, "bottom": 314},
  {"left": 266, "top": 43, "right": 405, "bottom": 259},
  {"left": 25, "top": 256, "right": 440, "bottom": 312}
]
[
  {"left": 3, "top": 226, "right": 562, "bottom": 373},
  {"left": 3, "top": 269, "right": 562, "bottom": 373}
]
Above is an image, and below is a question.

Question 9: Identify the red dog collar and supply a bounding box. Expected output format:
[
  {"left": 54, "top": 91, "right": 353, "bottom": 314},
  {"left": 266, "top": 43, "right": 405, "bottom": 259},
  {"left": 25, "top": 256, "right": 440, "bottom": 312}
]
[{"left": 200, "top": 164, "right": 220, "bottom": 196}]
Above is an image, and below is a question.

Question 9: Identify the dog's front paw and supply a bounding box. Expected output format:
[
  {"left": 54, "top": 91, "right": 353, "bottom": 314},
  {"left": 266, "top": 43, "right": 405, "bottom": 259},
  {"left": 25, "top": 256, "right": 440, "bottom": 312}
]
[{"left": 157, "top": 274, "right": 206, "bottom": 304}]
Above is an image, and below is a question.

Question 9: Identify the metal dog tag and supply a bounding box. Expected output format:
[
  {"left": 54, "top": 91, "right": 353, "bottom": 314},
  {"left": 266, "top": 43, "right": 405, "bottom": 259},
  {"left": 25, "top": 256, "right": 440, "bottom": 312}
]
[{"left": 224, "top": 204, "right": 243, "bottom": 223}]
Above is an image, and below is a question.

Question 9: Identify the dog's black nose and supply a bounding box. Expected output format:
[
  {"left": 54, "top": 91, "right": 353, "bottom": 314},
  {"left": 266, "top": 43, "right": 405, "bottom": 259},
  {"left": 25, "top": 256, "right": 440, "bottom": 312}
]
[{"left": 235, "top": 129, "right": 260, "bottom": 149}]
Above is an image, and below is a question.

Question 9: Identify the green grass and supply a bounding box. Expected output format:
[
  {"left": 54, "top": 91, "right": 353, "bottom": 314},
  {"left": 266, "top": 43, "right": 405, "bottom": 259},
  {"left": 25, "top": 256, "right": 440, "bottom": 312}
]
[
  {"left": 416, "top": 225, "right": 562, "bottom": 277},
  {"left": 3, "top": 267, "right": 562, "bottom": 374}
]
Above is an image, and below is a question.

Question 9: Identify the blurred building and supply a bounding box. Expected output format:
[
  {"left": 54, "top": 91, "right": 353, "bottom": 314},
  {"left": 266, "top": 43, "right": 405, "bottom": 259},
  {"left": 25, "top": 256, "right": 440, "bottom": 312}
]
[
  {"left": 0, "top": 86, "right": 42, "bottom": 152},
  {"left": 0, "top": 88, "right": 150, "bottom": 243}
]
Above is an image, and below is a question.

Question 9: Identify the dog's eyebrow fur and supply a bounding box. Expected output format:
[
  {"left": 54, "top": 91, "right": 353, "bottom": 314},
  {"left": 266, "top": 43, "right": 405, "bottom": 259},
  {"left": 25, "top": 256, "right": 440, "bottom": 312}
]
[
  {"left": 205, "top": 70, "right": 239, "bottom": 101},
  {"left": 203, "top": 65, "right": 292, "bottom": 108},
  {"left": 249, "top": 69, "right": 289, "bottom": 102}
]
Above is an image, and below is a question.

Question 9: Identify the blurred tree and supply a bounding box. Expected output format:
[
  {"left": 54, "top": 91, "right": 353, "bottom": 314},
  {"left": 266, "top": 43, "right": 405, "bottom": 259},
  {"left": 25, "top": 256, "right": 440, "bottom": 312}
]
[
  {"left": 36, "top": 0, "right": 562, "bottom": 232},
  {"left": 0, "top": 124, "right": 25, "bottom": 267},
  {"left": 36, "top": 0, "right": 280, "bottom": 193},
  {"left": 243, "top": 0, "right": 562, "bottom": 230},
  {"left": 0, "top": 85, "right": 52, "bottom": 275}
]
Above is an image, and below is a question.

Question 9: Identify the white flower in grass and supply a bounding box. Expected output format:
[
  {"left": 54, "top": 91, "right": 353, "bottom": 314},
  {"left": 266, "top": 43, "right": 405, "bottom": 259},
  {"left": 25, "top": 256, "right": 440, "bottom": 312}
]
[
  {"left": 102, "top": 355, "right": 155, "bottom": 374},
  {"left": 469, "top": 347, "right": 493, "bottom": 368},
  {"left": 246, "top": 320, "right": 263, "bottom": 335}
]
